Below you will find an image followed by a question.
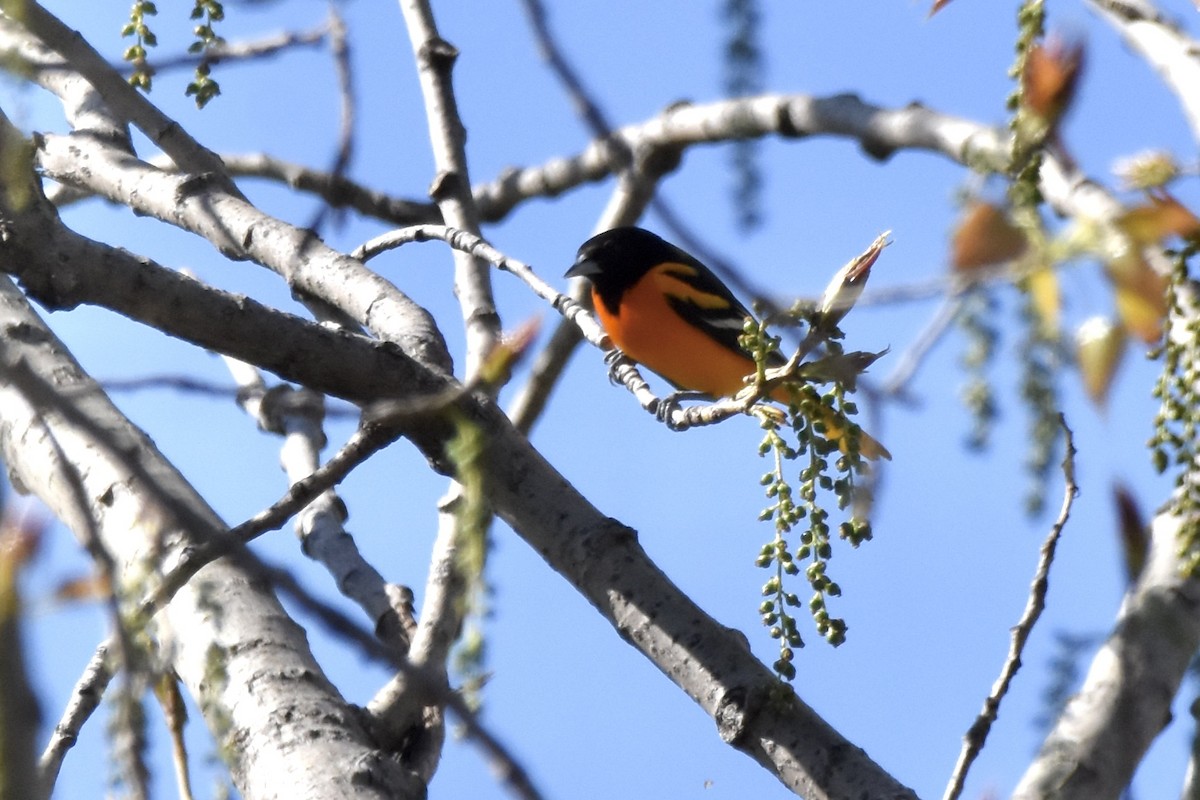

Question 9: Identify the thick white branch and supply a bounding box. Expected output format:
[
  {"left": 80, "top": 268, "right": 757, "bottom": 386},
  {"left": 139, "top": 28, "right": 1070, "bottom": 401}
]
[
  {"left": 0, "top": 275, "right": 425, "bottom": 800},
  {"left": 398, "top": 0, "right": 498, "bottom": 377},
  {"left": 1013, "top": 512, "right": 1200, "bottom": 798},
  {"left": 34, "top": 131, "right": 454, "bottom": 375},
  {"left": 1090, "top": 0, "right": 1200, "bottom": 144}
]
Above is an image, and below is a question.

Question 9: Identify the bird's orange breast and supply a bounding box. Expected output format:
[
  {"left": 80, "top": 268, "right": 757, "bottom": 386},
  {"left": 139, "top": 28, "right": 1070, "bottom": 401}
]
[{"left": 591, "top": 270, "right": 759, "bottom": 398}]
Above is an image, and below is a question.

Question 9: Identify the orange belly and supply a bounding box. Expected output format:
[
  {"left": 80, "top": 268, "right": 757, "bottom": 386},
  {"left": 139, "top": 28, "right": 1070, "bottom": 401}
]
[{"left": 591, "top": 278, "right": 758, "bottom": 398}]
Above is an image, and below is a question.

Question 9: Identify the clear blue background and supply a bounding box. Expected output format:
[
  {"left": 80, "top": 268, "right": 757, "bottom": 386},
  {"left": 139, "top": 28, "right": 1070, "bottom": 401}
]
[{"left": 4, "top": 1, "right": 1198, "bottom": 798}]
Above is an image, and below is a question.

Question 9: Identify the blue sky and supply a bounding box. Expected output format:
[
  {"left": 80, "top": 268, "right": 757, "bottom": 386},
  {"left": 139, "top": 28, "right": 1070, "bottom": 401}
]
[{"left": 6, "top": 1, "right": 1200, "bottom": 798}]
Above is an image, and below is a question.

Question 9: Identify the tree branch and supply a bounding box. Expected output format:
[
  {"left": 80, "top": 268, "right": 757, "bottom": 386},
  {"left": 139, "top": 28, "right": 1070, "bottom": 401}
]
[
  {"left": 37, "top": 641, "right": 112, "bottom": 796},
  {"left": 33, "top": 129, "right": 454, "bottom": 374},
  {"left": 376, "top": 6, "right": 498, "bottom": 765},
  {"left": 398, "top": 0, "right": 497, "bottom": 377},
  {"left": 0, "top": 13, "right": 127, "bottom": 143},
  {"left": 945, "top": 416, "right": 1078, "bottom": 800},
  {"left": 136, "top": 23, "right": 327, "bottom": 74},
  {"left": 0, "top": 273, "right": 426, "bottom": 800},
  {"left": 4, "top": 2, "right": 239, "bottom": 190},
  {"left": 1089, "top": 0, "right": 1200, "bottom": 144},
  {"left": 1013, "top": 506, "right": 1200, "bottom": 798},
  {"left": 221, "top": 357, "right": 411, "bottom": 650},
  {"left": 0, "top": 206, "right": 441, "bottom": 408}
]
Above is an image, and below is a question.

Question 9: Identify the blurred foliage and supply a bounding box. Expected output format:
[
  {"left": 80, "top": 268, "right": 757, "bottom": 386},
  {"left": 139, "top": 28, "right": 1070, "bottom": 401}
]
[
  {"left": 445, "top": 413, "right": 493, "bottom": 709},
  {"left": 1150, "top": 248, "right": 1200, "bottom": 575},
  {"left": 957, "top": 286, "right": 1000, "bottom": 452},
  {"left": 0, "top": 511, "right": 41, "bottom": 800},
  {"left": 1033, "top": 630, "right": 1097, "bottom": 733},
  {"left": 1017, "top": 296, "right": 1064, "bottom": 516},
  {"left": 721, "top": 0, "right": 764, "bottom": 230}
]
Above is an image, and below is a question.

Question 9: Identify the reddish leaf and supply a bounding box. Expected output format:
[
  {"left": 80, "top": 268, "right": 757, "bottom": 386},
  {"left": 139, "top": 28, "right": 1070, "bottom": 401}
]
[
  {"left": 928, "top": 0, "right": 955, "bottom": 17},
  {"left": 53, "top": 573, "right": 111, "bottom": 603},
  {"left": 1022, "top": 36, "right": 1085, "bottom": 126},
  {"left": 1113, "top": 483, "right": 1147, "bottom": 584},
  {"left": 951, "top": 202, "right": 1027, "bottom": 272},
  {"left": 0, "top": 508, "right": 46, "bottom": 570}
]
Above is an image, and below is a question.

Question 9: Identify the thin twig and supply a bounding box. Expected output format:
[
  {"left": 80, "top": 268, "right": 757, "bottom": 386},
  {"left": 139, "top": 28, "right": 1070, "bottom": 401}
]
[
  {"left": 1183, "top": 696, "right": 1200, "bottom": 800},
  {"left": 127, "top": 357, "right": 505, "bottom": 633},
  {"left": 100, "top": 375, "right": 361, "bottom": 418},
  {"left": 881, "top": 295, "right": 964, "bottom": 399},
  {"left": 304, "top": 5, "right": 355, "bottom": 236},
  {"left": 131, "top": 24, "right": 328, "bottom": 74},
  {"left": 507, "top": 168, "right": 659, "bottom": 433},
  {"left": 943, "top": 414, "right": 1079, "bottom": 800},
  {"left": 137, "top": 423, "right": 399, "bottom": 623},
  {"left": 36, "top": 641, "right": 113, "bottom": 794},
  {"left": 102, "top": 375, "right": 241, "bottom": 399},
  {"left": 354, "top": 223, "right": 867, "bottom": 431}
]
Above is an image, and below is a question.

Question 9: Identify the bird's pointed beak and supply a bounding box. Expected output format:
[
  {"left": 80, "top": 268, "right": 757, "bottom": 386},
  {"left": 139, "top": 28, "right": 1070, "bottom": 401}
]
[{"left": 564, "top": 256, "right": 599, "bottom": 280}]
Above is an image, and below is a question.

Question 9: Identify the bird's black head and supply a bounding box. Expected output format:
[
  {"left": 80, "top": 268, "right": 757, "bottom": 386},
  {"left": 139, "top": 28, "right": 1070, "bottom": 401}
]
[{"left": 566, "top": 227, "right": 687, "bottom": 312}]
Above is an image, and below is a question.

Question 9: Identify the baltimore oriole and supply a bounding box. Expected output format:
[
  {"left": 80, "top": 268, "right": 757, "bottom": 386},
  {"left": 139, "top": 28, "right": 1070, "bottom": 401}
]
[{"left": 566, "top": 226, "right": 889, "bottom": 460}]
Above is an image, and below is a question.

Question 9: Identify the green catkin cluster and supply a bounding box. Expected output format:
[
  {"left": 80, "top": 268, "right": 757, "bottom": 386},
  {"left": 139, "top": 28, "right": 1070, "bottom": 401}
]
[
  {"left": 1018, "top": 297, "right": 1063, "bottom": 516},
  {"left": 755, "top": 422, "right": 805, "bottom": 681},
  {"left": 120, "top": 1, "right": 225, "bottom": 107},
  {"left": 445, "top": 414, "right": 493, "bottom": 707},
  {"left": 1008, "top": 0, "right": 1064, "bottom": 516},
  {"left": 959, "top": 287, "right": 1001, "bottom": 451},
  {"left": 186, "top": 1, "right": 225, "bottom": 108},
  {"left": 1149, "top": 249, "right": 1200, "bottom": 573},
  {"left": 744, "top": 319, "right": 873, "bottom": 680},
  {"left": 721, "top": 0, "right": 764, "bottom": 230},
  {"left": 1008, "top": 0, "right": 1047, "bottom": 179},
  {"left": 121, "top": 1, "right": 158, "bottom": 92}
]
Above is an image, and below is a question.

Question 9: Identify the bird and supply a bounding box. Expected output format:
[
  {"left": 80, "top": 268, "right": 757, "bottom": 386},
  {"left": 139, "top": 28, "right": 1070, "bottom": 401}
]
[
  {"left": 566, "top": 226, "right": 776, "bottom": 398},
  {"left": 565, "top": 226, "right": 889, "bottom": 460}
]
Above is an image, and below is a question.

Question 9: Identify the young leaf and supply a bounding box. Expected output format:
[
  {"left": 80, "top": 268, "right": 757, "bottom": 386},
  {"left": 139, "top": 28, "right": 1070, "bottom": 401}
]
[
  {"left": 951, "top": 202, "right": 1028, "bottom": 272},
  {"left": 1075, "top": 316, "right": 1126, "bottom": 408}
]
